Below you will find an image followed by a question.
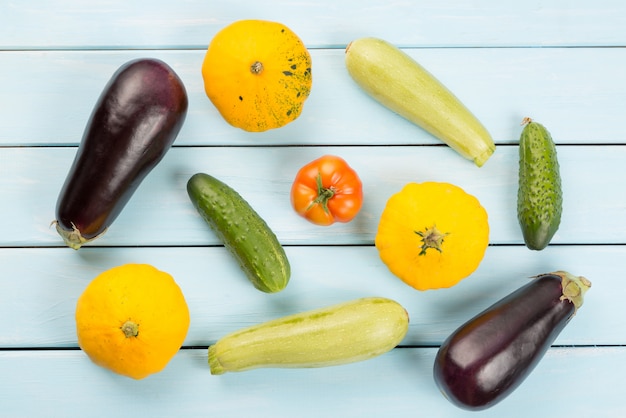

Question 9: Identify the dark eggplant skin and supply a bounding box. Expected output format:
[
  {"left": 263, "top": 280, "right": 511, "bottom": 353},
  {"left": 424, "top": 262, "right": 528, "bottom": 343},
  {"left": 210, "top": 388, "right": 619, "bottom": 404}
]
[
  {"left": 54, "top": 58, "right": 188, "bottom": 249},
  {"left": 433, "top": 271, "right": 591, "bottom": 411}
]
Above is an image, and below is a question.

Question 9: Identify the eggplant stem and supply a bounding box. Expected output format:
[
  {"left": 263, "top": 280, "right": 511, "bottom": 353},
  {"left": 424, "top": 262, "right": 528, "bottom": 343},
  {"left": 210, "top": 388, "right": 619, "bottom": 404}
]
[
  {"left": 52, "top": 221, "right": 104, "bottom": 250},
  {"left": 552, "top": 271, "right": 592, "bottom": 312}
]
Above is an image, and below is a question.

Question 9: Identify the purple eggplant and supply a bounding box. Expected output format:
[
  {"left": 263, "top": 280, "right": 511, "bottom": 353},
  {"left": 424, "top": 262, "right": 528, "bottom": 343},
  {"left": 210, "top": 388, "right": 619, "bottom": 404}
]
[
  {"left": 53, "top": 58, "right": 188, "bottom": 249},
  {"left": 433, "top": 271, "right": 591, "bottom": 410}
]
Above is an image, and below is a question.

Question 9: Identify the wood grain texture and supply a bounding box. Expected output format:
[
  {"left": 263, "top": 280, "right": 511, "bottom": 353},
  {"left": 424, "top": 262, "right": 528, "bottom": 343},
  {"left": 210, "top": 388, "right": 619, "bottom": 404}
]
[
  {"left": 0, "top": 245, "right": 614, "bottom": 348},
  {"left": 2, "top": 0, "right": 626, "bottom": 49},
  {"left": 2, "top": 48, "right": 626, "bottom": 147},
  {"left": 0, "top": 347, "right": 622, "bottom": 417},
  {"left": 0, "top": 1, "right": 623, "bottom": 416},
  {"left": 0, "top": 145, "right": 623, "bottom": 247}
]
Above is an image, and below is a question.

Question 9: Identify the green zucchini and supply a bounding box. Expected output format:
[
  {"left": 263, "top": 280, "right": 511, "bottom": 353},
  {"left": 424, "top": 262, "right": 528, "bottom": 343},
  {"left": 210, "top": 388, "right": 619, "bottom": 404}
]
[
  {"left": 187, "top": 173, "right": 290, "bottom": 293},
  {"left": 208, "top": 297, "right": 409, "bottom": 374},
  {"left": 345, "top": 37, "right": 495, "bottom": 167},
  {"left": 517, "top": 118, "right": 562, "bottom": 250}
]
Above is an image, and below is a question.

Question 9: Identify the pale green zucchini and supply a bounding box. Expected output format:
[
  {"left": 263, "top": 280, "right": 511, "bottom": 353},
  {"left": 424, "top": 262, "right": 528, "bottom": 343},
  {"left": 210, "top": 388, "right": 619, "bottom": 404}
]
[
  {"left": 187, "top": 173, "right": 290, "bottom": 293},
  {"left": 208, "top": 297, "right": 409, "bottom": 374},
  {"left": 517, "top": 117, "right": 563, "bottom": 250},
  {"left": 345, "top": 37, "right": 495, "bottom": 167}
]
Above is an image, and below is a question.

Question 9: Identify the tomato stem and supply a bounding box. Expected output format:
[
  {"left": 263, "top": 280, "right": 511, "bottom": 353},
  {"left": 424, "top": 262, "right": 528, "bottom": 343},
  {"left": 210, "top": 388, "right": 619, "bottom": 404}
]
[
  {"left": 307, "top": 173, "right": 335, "bottom": 214},
  {"left": 415, "top": 225, "right": 449, "bottom": 256}
]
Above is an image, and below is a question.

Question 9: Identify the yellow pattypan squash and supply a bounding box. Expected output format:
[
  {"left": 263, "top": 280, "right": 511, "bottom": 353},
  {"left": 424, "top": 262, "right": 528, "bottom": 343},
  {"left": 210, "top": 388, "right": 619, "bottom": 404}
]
[
  {"left": 201, "top": 19, "right": 313, "bottom": 132},
  {"left": 375, "top": 182, "right": 489, "bottom": 290},
  {"left": 75, "top": 264, "right": 190, "bottom": 379}
]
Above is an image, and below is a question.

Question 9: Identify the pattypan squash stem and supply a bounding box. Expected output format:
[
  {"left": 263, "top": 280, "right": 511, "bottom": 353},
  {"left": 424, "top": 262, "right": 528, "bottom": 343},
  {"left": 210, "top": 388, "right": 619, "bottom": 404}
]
[
  {"left": 307, "top": 173, "right": 335, "bottom": 214},
  {"left": 250, "top": 61, "right": 264, "bottom": 75},
  {"left": 415, "top": 225, "right": 449, "bottom": 256},
  {"left": 121, "top": 320, "right": 139, "bottom": 338}
]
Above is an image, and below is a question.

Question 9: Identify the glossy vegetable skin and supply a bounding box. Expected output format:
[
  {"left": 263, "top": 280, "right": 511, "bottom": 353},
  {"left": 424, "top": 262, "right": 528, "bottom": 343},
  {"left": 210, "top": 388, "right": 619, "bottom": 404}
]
[
  {"left": 54, "top": 58, "right": 188, "bottom": 249},
  {"left": 433, "top": 271, "right": 591, "bottom": 410},
  {"left": 208, "top": 297, "right": 409, "bottom": 374},
  {"left": 290, "top": 155, "right": 363, "bottom": 226},
  {"left": 187, "top": 173, "right": 290, "bottom": 293}
]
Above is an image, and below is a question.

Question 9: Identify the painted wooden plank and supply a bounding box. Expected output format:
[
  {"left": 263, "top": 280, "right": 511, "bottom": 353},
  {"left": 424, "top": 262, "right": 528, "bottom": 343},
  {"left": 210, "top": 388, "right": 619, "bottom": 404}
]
[
  {"left": 0, "top": 346, "right": 622, "bottom": 417},
  {"left": 2, "top": 0, "right": 626, "bottom": 49},
  {"left": 0, "top": 1, "right": 622, "bottom": 416},
  {"left": 0, "top": 145, "right": 623, "bottom": 247},
  {"left": 0, "top": 245, "right": 616, "bottom": 347},
  {"left": 1, "top": 48, "right": 625, "bottom": 147}
]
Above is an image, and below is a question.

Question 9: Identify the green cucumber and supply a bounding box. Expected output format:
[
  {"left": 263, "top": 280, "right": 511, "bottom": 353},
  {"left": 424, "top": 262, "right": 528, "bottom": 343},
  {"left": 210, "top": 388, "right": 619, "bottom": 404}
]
[
  {"left": 187, "top": 173, "right": 290, "bottom": 293},
  {"left": 345, "top": 37, "right": 495, "bottom": 167},
  {"left": 208, "top": 297, "right": 409, "bottom": 374},
  {"left": 517, "top": 118, "right": 563, "bottom": 250}
]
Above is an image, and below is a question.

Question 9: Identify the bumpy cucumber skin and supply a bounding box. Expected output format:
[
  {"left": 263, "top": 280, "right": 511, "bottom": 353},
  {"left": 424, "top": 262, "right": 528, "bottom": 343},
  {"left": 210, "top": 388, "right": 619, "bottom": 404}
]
[
  {"left": 345, "top": 37, "right": 495, "bottom": 167},
  {"left": 517, "top": 119, "right": 562, "bottom": 250},
  {"left": 187, "top": 173, "right": 290, "bottom": 293},
  {"left": 208, "top": 297, "right": 409, "bottom": 374}
]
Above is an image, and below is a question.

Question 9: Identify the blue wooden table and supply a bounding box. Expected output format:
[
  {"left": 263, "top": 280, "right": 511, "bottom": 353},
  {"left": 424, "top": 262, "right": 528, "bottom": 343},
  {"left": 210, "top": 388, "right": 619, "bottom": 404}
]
[{"left": 1, "top": 1, "right": 624, "bottom": 416}]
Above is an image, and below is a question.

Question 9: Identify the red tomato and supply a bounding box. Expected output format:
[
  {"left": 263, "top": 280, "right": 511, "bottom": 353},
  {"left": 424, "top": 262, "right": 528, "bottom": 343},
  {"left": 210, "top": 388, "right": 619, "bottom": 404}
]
[{"left": 290, "top": 155, "right": 363, "bottom": 226}]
